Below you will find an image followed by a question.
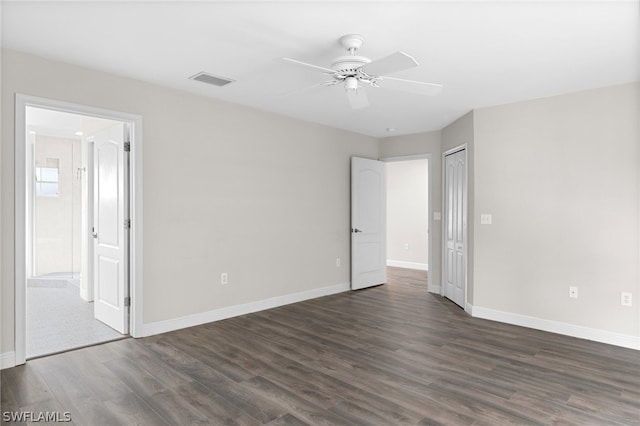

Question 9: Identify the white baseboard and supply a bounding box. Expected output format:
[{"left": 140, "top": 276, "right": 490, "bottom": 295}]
[
  {"left": 386, "top": 260, "right": 428, "bottom": 271},
  {"left": 1, "top": 351, "right": 16, "bottom": 370},
  {"left": 470, "top": 305, "right": 640, "bottom": 350},
  {"left": 138, "top": 282, "right": 351, "bottom": 338}
]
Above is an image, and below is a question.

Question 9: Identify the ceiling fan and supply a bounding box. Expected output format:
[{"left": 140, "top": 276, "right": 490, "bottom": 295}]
[{"left": 283, "top": 34, "right": 443, "bottom": 109}]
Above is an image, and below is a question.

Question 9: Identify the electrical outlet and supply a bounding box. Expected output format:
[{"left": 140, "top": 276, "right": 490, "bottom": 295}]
[
  {"left": 434, "top": 212, "right": 441, "bottom": 221},
  {"left": 621, "top": 292, "right": 632, "bottom": 307},
  {"left": 403, "top": 243, "right": 409, "bottom": 250},
  {"left": 480, "top": 214, "right": 492, "bottom": 225},
  {"left": 569, "top": 286, "right": 578, "bottom": 299},
  {"left": 221, "top": 273, "right": 228, "bottom": 285},
  {"left": 336, "top": 257, "right": 341, "bottom": 267}
]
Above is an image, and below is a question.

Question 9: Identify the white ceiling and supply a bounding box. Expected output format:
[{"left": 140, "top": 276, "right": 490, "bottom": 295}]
[{"left": 3, "top": 1, "right": 639, "bottom": 137}]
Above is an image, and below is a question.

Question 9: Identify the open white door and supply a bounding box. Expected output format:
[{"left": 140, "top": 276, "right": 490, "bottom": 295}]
[
  {"left": 443, "top": 149, "right": 466, "bottom": 308},
  {"left": 92, "top": 123, "right": 129, "bottom": 334},
  {"left": 351, "top": 157, "right": 387, "bottom": 290}
]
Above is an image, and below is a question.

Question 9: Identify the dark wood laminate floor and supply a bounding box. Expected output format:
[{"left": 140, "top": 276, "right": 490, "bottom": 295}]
[{"left": 2, "top": 267, "right": 639, "bottom": 425}]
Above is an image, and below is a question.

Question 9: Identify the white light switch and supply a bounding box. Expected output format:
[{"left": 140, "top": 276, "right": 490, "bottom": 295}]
[
  {"left": 480, "top": 214, "right": 492, "bottom": 225},
  {"left": 434, "top": 212, "right": 441, "bottom": 221}
]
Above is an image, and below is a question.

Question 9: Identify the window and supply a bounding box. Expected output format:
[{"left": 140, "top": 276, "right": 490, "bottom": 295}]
[{"left": 35, "top": 158, "right": 60, "bottom": 196}]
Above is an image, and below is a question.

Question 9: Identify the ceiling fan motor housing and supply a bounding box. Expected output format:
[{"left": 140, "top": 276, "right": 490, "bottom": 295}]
[
  {"left": 332, "top": 34, "right": 371, "bottom": 79},
  {"left": 331, "top": 55, "right": 371, "bottom": 73}
]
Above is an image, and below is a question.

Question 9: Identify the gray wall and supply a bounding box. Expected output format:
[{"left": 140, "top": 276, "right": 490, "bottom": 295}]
[{"left": 473, "top": 83, "right": 639, "bottom": 336}]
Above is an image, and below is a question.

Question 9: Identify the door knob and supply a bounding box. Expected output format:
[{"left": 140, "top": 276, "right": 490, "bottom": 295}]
[{"left": 352, "top": 228, "right": 362, "bottom": 233}]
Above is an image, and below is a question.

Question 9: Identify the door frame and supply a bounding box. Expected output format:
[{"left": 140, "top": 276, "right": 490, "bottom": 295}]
[
  {"left": 380, "top": 154, "right": 436, "bottom": 294},
  {"left": 441, "top": 144, "right": 468, "bottom": 311},
  {"left": 14, "top": 94, "right": 143, "bottom": 365}
]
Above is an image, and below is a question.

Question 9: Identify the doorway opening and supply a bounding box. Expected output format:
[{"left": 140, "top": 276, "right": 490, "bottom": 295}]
[
  {"left": 15, "top": 95, "right": 143, "bottom": 365},
  {"left": 27, "top": 107, "right": 127, "bottom": 357},
  {"left": 383, "top": 155, "right": 432, "bottom": 292}
]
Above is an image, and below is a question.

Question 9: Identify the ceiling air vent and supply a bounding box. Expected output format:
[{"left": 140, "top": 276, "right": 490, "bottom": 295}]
[{"left": 189, "top": 72, "right": 234, "bottom": 87}]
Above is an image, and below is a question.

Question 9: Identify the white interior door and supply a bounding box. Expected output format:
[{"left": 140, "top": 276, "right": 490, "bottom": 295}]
[
  {"left": 92, "top": 123, "right": 129, "bottom": 334},
  {"left": 444, "top": 149, "right": 466, "bottom": 307},
  {"left": 351, "top": 157, "right": 387, "bottom": 290}
]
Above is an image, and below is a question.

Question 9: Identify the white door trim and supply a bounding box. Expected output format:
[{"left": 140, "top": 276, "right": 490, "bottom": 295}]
[
  {"left": 441, "top": 144, "right": 469, "bottom": 312},
  {"left": 380, "top": 154, "right": 436, "bottom": 293},
  {"left": 14, "top": 94, "right": 143, "bottom": 365},
  {"left": 81, "top": 141, "right": 96, "bottom": 302}
]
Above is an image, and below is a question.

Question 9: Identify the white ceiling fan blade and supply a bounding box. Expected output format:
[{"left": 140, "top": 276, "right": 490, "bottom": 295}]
[
  {"left": 363, "top": 51, "right": 418, "bottom": 76},
  {"left": 378, "top": 76, "right": 443, "bottom": 96},
  {"left": 276, "top": 80, "right": 337, "bottom": 97},
  {"left": 346, "top": 88, "right": 369, "bottom": 109},
  {"left": 282, "top": 57, "right": 335, "bottom": 74}
]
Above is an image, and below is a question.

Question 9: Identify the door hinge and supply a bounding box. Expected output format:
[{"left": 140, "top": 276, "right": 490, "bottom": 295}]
[
  {"left": 125, "top": 219, "right": 131, "bottom": 229},
  {"left": 124, "top": 296, "right": 131, "bottom": 307},
  {"left": 124, "top": 142, "right": 131, "bottom": 152}
]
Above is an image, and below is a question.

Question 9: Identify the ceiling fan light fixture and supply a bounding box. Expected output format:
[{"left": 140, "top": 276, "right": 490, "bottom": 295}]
[{"left": 345, "top": 76, "right": 358, "bottom": 91}]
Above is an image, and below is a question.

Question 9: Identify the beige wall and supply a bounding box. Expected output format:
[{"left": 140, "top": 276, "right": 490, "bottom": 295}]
[
  {"left": 473, "top": 83, "right": 639, "bottom": 336},
  {"left": 1, "top": 49, "right": 378, "bottom": 353},
  {"left": 386, "top": 159, "right": 428, "bottom": 268}
]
